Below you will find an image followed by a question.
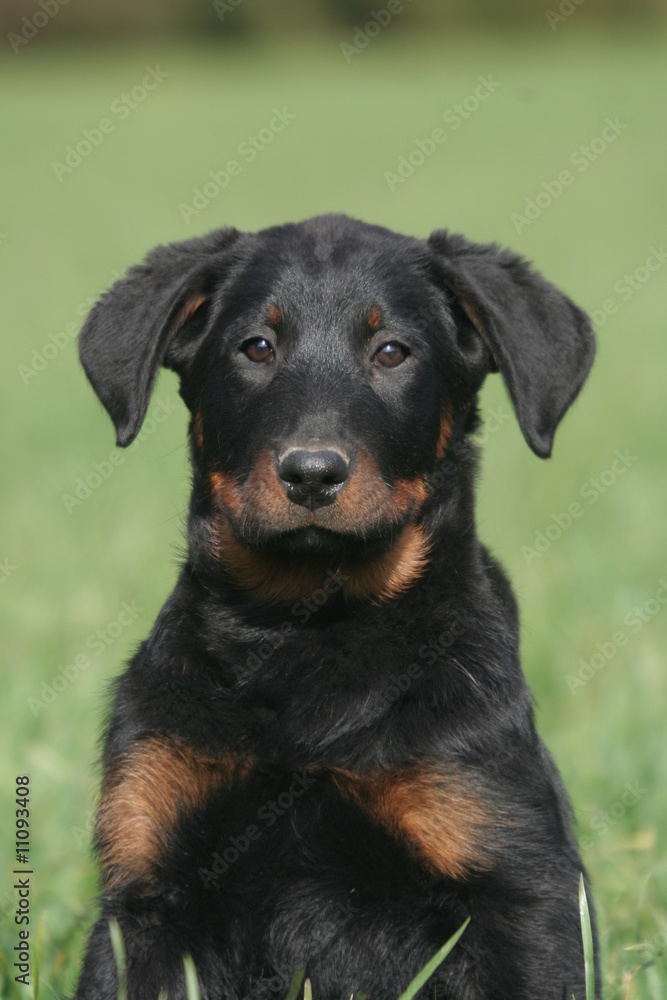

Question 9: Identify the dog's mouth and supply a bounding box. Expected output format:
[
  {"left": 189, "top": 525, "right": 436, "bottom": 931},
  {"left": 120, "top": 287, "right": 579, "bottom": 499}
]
[
  {"left": 207, "top": 450, "right": 431, "bottom": 543},
  {"left": 245, "top": 524, "right": 400, "bottom": 559},
  {"left": 204, "top": 454, "right": 434, "bottom": 604}
]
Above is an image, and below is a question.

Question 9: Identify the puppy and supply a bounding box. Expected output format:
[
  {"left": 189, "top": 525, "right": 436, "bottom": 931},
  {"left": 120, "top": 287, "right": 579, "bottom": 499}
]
[{"left": 75, "top": 215, "right": 598, "bottom": 999}]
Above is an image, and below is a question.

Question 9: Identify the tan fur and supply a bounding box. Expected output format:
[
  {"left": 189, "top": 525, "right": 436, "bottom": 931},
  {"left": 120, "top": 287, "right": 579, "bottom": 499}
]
[
  {"left": 342, "top": 522, "right": 432, "bottom": 603},
  {"left": 208, "top": 450, "right": 429, "bottom": 541},
  {"left": 178, "top": 292, "right": 207, "bottom": 325},
  {"left": 213, "top": 520, "right": 431, "bottom": 605},
  {"left": 97, "top": 737, "right": 252, "bottom": 889},
  {"left": 98, "top": 742, "right": 497, "bottom": 889},
  {"left": 367, "top": 306, "right": 382, "bottom": 331},
  {"left": 333, "top": 765, "right": 498, "bottom": 879},
  {"left": 206, "top": 450, "right": 433, "bottom": 604},
  {"left": 435, "top": 405, "right": 453, "bottom": 460}
]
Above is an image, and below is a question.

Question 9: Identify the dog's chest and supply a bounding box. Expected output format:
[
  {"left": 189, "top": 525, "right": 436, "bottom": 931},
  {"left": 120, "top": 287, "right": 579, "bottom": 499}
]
[{"left": 98, "top": 740, "right": 498, "bottom": 899}]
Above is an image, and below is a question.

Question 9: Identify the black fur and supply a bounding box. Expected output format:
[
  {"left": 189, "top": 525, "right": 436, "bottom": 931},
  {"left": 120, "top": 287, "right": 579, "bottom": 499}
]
[{"left": 74, "top": 215, "right": 598, "bottom": 1000}]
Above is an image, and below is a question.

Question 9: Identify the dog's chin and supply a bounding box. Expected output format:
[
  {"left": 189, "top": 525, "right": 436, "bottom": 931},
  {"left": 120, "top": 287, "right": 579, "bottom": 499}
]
[{"left": 252, "top": 526, "right": 395, "bottom": 561}]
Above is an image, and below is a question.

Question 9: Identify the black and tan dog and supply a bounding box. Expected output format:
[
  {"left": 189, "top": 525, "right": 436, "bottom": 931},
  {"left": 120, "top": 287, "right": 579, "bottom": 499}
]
[{"left": 75, "top": 215, "right": 598, "bottom": 999}]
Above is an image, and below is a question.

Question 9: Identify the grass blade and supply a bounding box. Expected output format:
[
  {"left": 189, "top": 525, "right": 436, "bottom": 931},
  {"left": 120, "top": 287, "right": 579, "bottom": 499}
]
[
  {"left": 397, "top": 917, "right": 470, "bottom": 1000},
  {"left": 36, "top": 979, "right": 59, "bottom": 999},
  {"left": 183, "top": 954, "right": 202, "bottom": 1000},
  {"left": 578, "top": 874, "right": 595, "bottom": 1000},
  {"left": 31, "top": 918, "right": 40, "bottom": 1000},
  {"left": 284, "top": 967, "right": 306, "bottom": 1000},
  {"left": 303, "top": 978, "right": 312, "bottom": 1000},
  {"left": 108, "top": 918, "right": 128, "bottom": 1000}
]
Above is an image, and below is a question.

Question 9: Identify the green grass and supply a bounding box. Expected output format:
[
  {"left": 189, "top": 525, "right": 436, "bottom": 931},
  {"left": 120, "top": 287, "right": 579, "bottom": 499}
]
[
  {"left": 111, "top": 919, "right": 470, "bottom": 1000},
  {"left": 1, "top": 27, "right": 666, "bottom": 999},
  {"left": 396, "top": 918, "right": 470, "bottom": 1000}
]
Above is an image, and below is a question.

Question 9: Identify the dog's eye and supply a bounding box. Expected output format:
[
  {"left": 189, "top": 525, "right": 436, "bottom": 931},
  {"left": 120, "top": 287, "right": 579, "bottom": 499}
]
[
  {"left": 242, "top": 337, "right": 275, "bottom": 364},
  {"left": 373, "top": 342, "right": 409, "bottom": 368}
]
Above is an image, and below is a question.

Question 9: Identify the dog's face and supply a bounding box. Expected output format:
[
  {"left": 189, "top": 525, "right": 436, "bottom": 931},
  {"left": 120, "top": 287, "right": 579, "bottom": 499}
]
[
  {"left": 192, "top": 225, "right": 455, "bottom": 559},
  {"left": 79, "top": 216, "right": 594, "bottom": 602}
]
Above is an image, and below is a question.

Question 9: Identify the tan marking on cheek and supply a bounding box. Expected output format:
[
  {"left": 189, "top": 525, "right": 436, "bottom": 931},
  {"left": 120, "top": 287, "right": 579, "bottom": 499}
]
[
  {"left": 435, "top": 405, "right": 453, "bottom": 461},
  {"left": 333, "top": 453, "right": 430, "bottom": 529},
  {"left": 333, "top": 767, "right": 495, "bottom": 879},
  {"left": 267, "top": 303, "right": 281, "bottom": 326},
  {"left": 211, "top": 450, "right": 430, "bottom": 540},
  {"left": 213, "top": 521, "right": 430, "bottom": 606},
  {"left": 209, "top": 470, "right": 245, "bottom": 520},
  {"left": 390, "top": 474, "right": 431, "bottom": 515},
  {"left": 206, "top": 451, "right": 432, "bottom": 603},
  {"left": 245, "top": 451, "right": 290, "bottom": 521},
  {"left": 332, "top": 452, "right": 395, "bottom": 526},
  {"left": 97, "top": 738, "right": 252, "bottom": 890},
  {"left": 368, "top": 307, "right": 382, "bottom": 331}
]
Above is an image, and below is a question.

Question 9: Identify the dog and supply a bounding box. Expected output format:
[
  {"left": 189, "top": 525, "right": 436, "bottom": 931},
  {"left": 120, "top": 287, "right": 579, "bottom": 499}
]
[{"left": 74, "top": 215, "right": 598, "bottom": 999}]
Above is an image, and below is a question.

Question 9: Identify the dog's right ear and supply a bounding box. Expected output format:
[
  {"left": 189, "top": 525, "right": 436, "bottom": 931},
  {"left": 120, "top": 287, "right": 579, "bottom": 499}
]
[{"left": 79, "top": 228, "right": 241, "bottom": 447}]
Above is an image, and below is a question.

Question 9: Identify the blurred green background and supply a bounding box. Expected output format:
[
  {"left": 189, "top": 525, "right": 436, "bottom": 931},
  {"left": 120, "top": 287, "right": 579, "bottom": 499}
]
[{"left": 1, "top": 1, "right": 666, "bottom": 996}]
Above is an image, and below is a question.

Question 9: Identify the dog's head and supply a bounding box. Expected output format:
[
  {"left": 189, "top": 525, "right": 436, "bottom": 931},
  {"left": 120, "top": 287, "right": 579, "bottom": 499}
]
[{"left": 79, "top": 215, "right": 594, "bottom": 604}]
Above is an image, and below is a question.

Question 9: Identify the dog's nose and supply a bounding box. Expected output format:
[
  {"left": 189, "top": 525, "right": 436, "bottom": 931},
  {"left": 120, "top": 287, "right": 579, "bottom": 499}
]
[{"left": 278, "top": 448, "right": 349, "bottom": 509}]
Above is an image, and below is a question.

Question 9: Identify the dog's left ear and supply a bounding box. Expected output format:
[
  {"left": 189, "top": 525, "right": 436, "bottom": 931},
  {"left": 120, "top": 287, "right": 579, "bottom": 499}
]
[{"left": 428, "top": 231, "right": 595, "bottom": 458}]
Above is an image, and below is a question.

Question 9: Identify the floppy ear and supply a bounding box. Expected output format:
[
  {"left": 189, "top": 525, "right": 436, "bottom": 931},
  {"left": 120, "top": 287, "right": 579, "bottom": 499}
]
[
  {"left": 428, "top": 231, "right": 595, "bottom": 458},
  {"left": 79, "top": 228, "right": 241, "bottom": 446}
]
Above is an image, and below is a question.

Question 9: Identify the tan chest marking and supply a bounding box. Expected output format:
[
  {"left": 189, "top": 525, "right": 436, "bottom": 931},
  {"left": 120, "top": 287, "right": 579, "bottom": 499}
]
[
  {"left": 97, "top": 737, "right": 252, "bottom": 890},
  {"left": 97, "top": 744, "right": 501, "bottom": 890},
  {"left": 333, "top": 765, "right": 502, "bottom": 879}
]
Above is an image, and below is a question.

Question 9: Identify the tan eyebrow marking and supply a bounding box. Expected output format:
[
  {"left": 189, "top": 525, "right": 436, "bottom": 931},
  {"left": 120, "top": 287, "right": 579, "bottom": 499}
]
[{"left": 368, "top": 307, "right": 382, "bottom": 331}]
